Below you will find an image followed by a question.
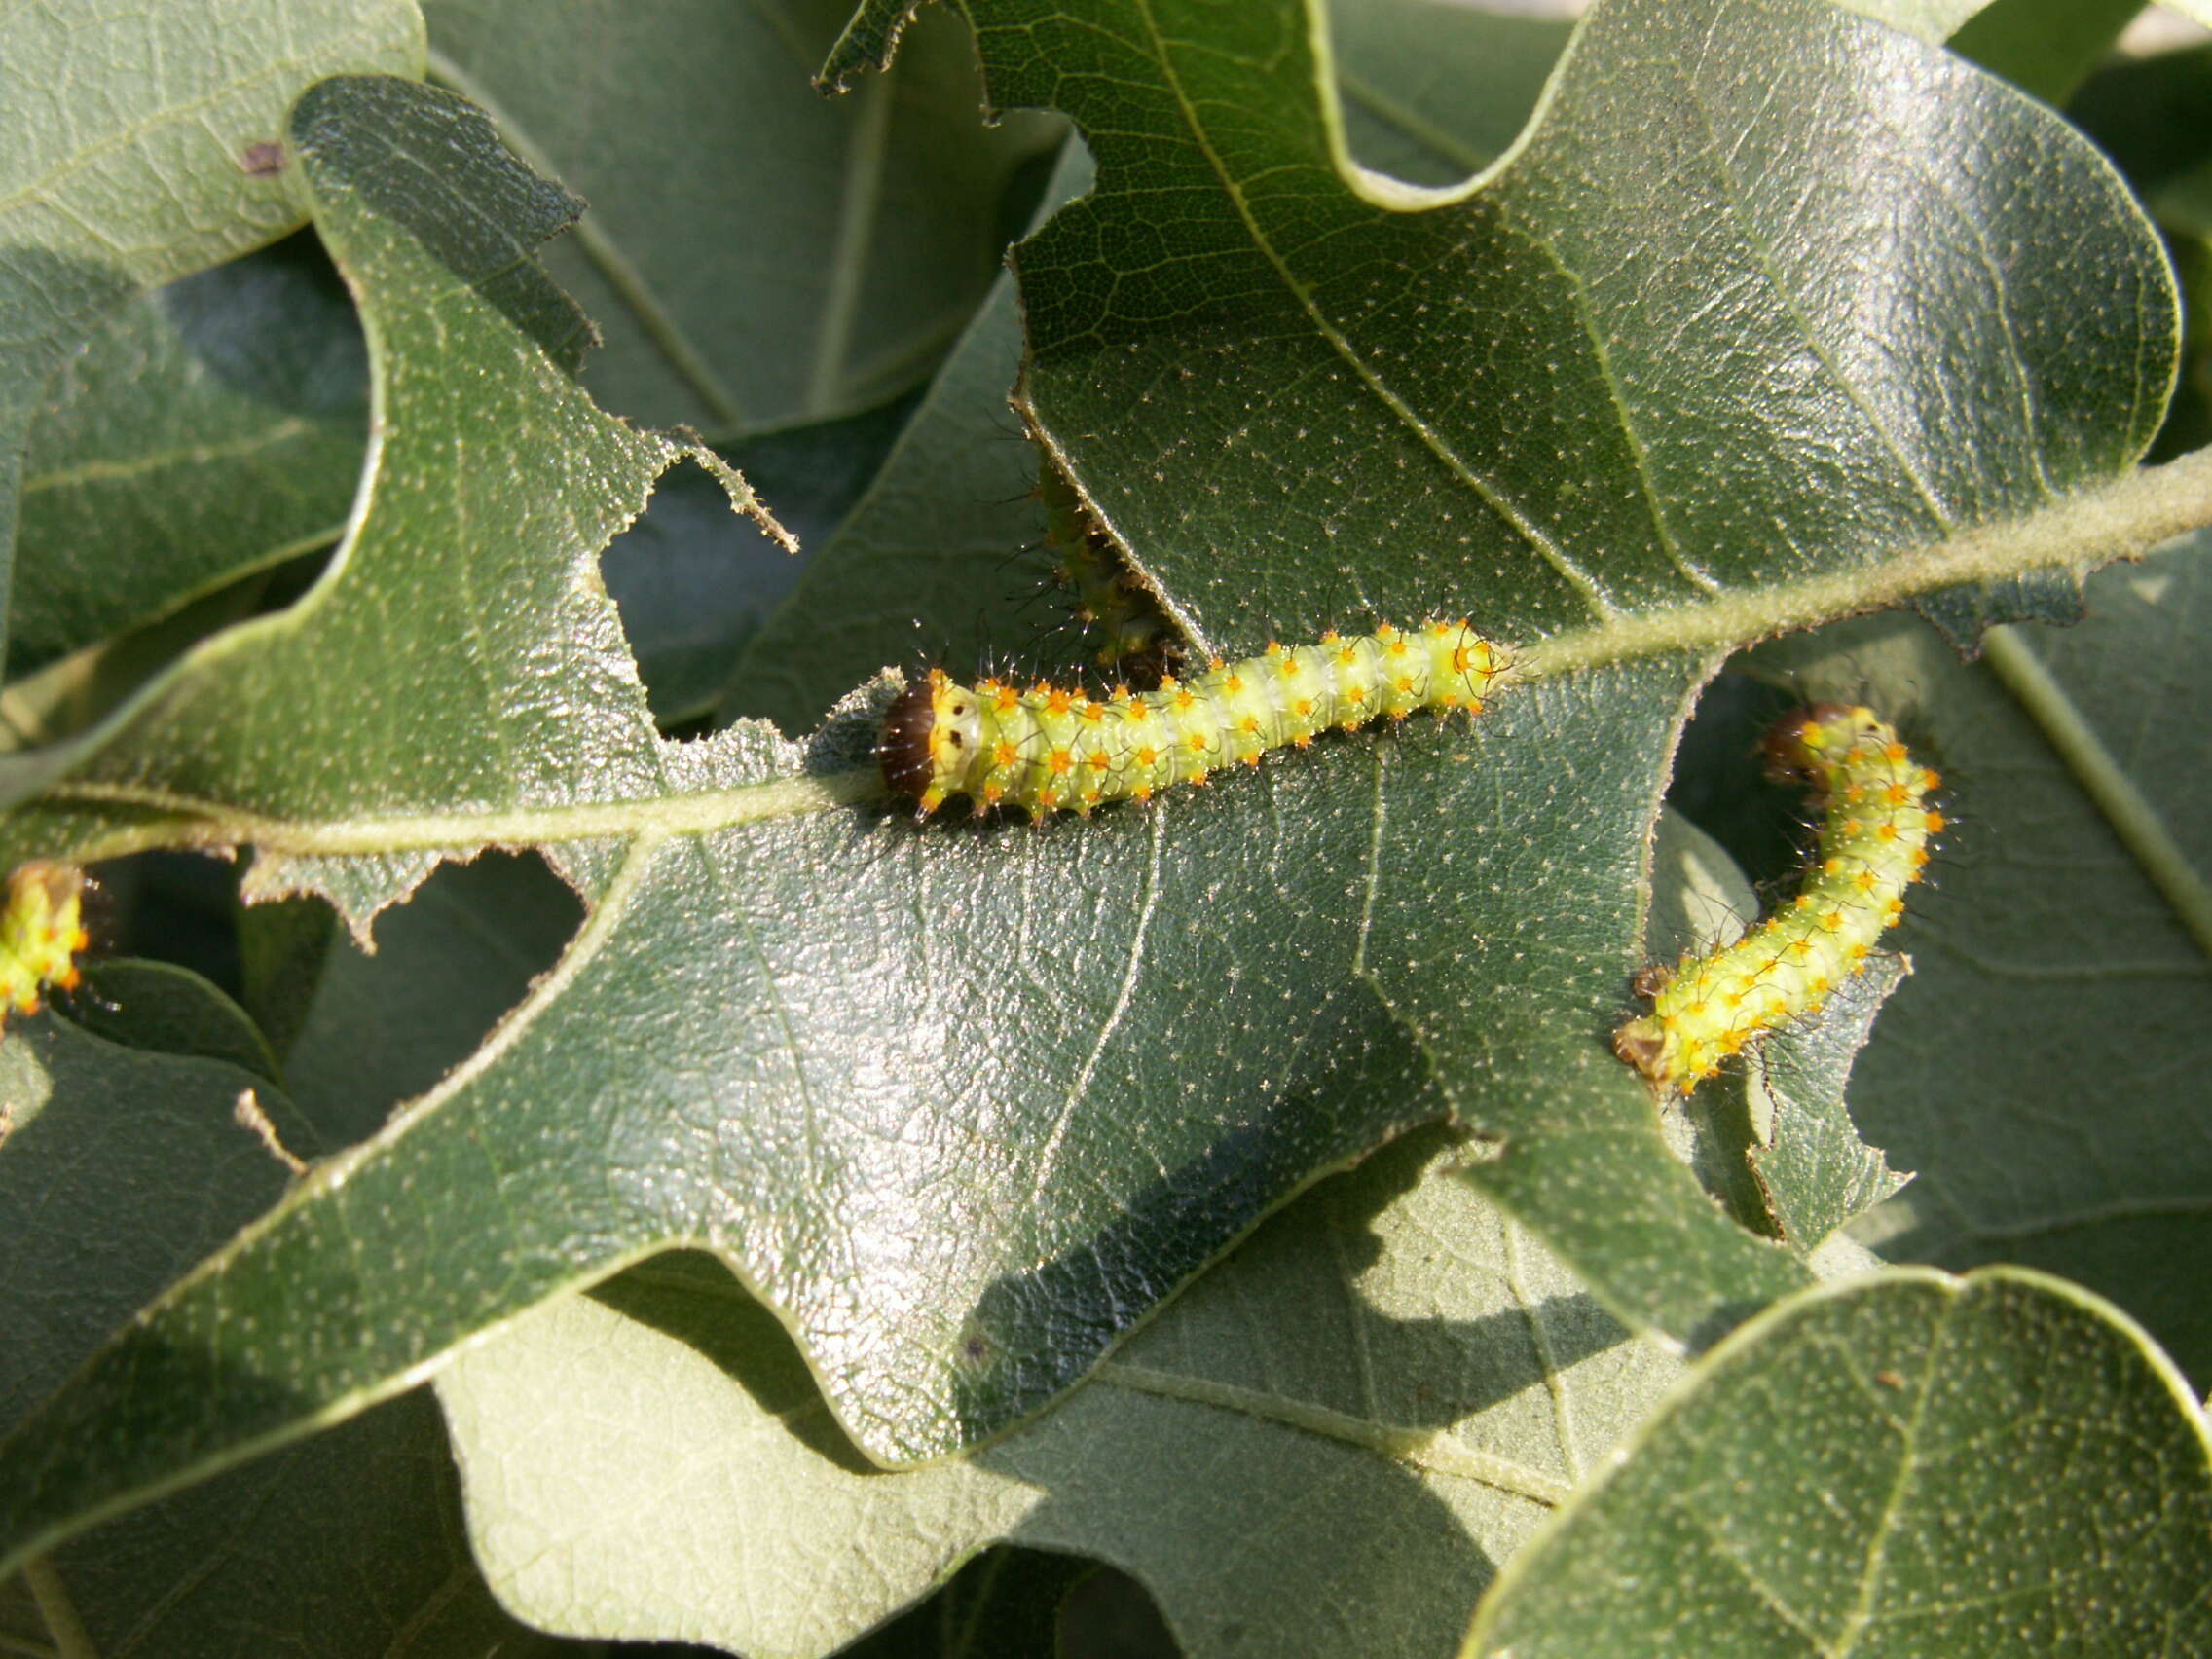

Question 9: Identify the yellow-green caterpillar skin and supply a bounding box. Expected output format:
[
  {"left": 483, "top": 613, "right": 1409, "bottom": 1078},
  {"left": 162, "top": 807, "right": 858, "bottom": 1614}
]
[
  {"left": 1614, "top": 703, "right": 1943, "bottom": 1092},
  {"left": 0, "top": 861, "right": 89, "bottom": 1024},
  {"left": 882, "top": 622, "right": 1506, "bottom": 818}
]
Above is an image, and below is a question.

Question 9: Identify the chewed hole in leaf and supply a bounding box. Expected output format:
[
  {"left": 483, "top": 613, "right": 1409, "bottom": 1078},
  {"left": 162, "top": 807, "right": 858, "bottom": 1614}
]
[
  {"left": 268, "top": 850, "right": 585, "bottom": 1150},
  {"left": 1327, "top": 1, "right": 1570, "bottom": 189},
  {"left": 93, "top": 852, "right": 247, "bottom": 999},
  {"left": 605, "top": 399, "right": 922, "bottom": 737},
  {"left": 602, "top": 458, "right": 810, "bottom": 735}
]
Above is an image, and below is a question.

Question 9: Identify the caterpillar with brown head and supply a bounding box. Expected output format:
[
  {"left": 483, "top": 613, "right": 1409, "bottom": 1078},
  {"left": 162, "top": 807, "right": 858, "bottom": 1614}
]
[
  {"left": 0, "top": 860, "right": 91, "bottom": 1028},
  {"left": 1614, "top": 703, "right": 1943, "bottom": 1092},
  {"left": 881, "top": 621, "right": 1507, "bottom": 818}
]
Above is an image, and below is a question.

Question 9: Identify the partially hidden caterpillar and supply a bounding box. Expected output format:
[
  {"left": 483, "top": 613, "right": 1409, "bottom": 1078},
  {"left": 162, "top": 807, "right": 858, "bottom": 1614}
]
[
  {"left": 881, "top": 621, "right": 1507, "bottom": 817},
  {"left": 1040, "top": 460, "right": 1178, "bottom": 685},
  {"left": 0, "top": 860, "right": 90, "bottom": 1027},
  {"left": 1613, "top": 703, "right": 1943, "bottom": 1093}
]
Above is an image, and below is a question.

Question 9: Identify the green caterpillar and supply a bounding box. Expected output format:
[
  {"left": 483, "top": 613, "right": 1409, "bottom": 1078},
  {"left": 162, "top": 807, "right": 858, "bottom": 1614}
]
[
  {"left": 0, "top": 861, "right": 90, "bottom": 1028},
  {"left": 882, "top": 621, "right": 1506, "bottom": 818},
  {"left": 1614, "top": 703, "right": 1943, "bottom": 1092}
]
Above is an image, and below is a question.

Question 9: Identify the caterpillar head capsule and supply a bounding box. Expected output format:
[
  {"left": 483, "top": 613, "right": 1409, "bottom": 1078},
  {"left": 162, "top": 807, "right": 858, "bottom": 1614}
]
[{"left": 880, "top": 669, "right": 985, "bottom": 815}]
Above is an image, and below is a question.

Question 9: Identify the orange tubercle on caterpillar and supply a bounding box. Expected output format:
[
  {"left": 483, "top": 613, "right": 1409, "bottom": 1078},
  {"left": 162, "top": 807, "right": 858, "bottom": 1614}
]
[{"left": 1613, "top": 703, "right": 1938, "bottom": 1093}]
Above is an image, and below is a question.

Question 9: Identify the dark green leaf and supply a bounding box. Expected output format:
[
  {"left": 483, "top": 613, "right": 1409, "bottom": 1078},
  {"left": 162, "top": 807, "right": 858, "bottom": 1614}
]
[
  {"left": 423, "top": 0, "right": 1063, "bottom": 434},
  {"left": 0, "top": 0, "right": 423, "bottom": 671},
  {"left": 0, "top": 983, "right": 311, "bottom": 1430},
  {"left": 0, "top": 927, "right": 557, "bottom": 1659},
  {"left": 236, "top": 888, "right": 341, "bottom": 1062},
  {"left": 40, "top": 1389, "right": 564, "bottom": 1659},
  {"left": 10, "top": 234, "right": 367, "bottom": 676},
  {"left": 867, "top": 0, "right": 2173, "bottom": 652},
  {"left": 1464, "top": 1268, "right": 2212, "bottom": 1656},
  {"left": 63, "top": 958, "right": 282, "bottom": 1085},
  {"left": 0, "top": 0, "right": 2199, "bottom": 1580},
  {"left": 0, "top": 75, "right": 787, "bottom": 907}
]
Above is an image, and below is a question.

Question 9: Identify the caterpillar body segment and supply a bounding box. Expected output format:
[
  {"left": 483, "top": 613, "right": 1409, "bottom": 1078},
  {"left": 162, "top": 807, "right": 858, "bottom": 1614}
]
[
  {"left": 1614, "top": 703, "right": 1942, "bottom": 1092},
  {"left": 881, "top": 622, "right": 1507, "bottom": 819},
  {"left": 0, "top": 861, "right": 91, "bottom": 1024}
]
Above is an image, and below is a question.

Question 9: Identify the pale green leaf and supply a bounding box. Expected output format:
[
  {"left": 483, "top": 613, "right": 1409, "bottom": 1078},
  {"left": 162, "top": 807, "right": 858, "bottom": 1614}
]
[
  {"left": 436, "top": 1134, "right": 1685, "bottom": 1659},
  {"left": 1463, "top": 1268, "right": 2212, "bottom": 1656}
]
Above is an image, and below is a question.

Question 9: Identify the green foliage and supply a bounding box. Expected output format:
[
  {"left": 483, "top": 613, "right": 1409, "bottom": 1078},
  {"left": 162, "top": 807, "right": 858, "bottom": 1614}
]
[
  {"left": 1466, "top": 1269, "right": 2212, "bottom": 1656},
  {"left": 0, "top": 0, "right": 424, "bottom": 681},
  {"left": 2, "top": 1, "right": 2209, "bottom": 1654}
]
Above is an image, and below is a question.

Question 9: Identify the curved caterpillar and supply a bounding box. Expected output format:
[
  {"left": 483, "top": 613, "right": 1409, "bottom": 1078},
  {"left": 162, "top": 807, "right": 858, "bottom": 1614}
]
[
  {"left": 0, "top": 861, "right": 90, "bottom": 1027},
  {"left": 882, "top": 621, "right": 1506, "bottom": 818},
  {"left": 1614, "top": 703, "right": 1943, "bottom": 1092}
]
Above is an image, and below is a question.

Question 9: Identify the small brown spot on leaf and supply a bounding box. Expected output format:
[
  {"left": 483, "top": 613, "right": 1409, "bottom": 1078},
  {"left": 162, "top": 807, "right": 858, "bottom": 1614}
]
[{"left": 240, "top": 141, "right": 285, "bottom": 177}]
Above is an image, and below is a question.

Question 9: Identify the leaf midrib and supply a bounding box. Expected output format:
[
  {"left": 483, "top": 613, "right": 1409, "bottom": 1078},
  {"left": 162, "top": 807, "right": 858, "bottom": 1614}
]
[
  {"left": 1125, "top": 0, "right": 1610, "bottom": 618},
  {"left": 1097, "top": 1359, "right": 1577, "bottom": 1506},
  {"left": 38, "top": 446, "right": 2212, "bottom": 865},
  {"left": 1980, "top": 622, "right": 2212, "bottom": 960}
]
